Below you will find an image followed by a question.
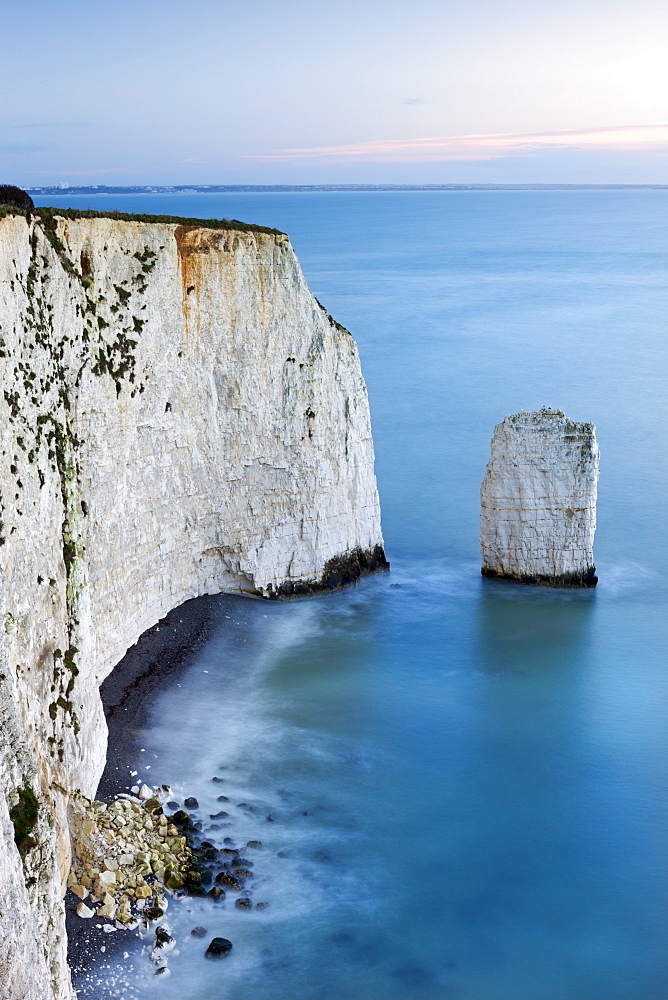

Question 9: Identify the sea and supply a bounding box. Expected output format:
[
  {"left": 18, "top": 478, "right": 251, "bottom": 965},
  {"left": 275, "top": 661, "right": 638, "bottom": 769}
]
[{"left": 33, "top": 189, "right": 668, "bottom": 1000}]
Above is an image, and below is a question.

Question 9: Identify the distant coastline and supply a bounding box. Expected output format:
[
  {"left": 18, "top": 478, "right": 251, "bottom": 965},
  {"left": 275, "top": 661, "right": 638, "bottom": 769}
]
[{"left": 26, "top": 183, "right": 668, "bottom": 196}]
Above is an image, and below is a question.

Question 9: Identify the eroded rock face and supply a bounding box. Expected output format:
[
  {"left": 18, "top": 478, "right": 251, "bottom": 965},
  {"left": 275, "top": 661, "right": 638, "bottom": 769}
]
[
  {"left": 0, "top": 211, "right": 385, "bottom": 998},
  {"left": 480, "top": 409, "right": 599, "bottom": 587}
]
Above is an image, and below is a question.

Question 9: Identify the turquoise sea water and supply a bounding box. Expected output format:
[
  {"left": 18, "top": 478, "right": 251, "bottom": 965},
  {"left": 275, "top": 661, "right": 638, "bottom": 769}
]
[{"left": 39, "top": 191, "right": 668, "bottom": 999}]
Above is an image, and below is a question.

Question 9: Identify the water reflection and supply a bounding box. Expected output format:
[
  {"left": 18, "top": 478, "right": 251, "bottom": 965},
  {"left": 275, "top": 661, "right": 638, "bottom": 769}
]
[{"left": 474, "top": 577, "right": 596, "bottom": 677}]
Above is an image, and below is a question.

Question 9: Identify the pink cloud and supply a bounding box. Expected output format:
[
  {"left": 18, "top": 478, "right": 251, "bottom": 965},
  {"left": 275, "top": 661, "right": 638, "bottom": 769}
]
[{"left": 246, "top": 124, "right": 668, "bottom": 163}]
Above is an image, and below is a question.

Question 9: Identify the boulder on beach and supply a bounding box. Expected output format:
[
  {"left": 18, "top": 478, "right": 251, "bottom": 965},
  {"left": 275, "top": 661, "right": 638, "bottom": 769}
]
[{"left": 205, "top": 937, "right": 233, "bottom": 959}]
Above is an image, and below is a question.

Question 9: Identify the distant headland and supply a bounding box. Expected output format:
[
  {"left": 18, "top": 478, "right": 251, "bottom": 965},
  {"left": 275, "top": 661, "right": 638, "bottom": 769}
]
[{"left": 24, "top": 183, "right": 668, "bottom": 196}]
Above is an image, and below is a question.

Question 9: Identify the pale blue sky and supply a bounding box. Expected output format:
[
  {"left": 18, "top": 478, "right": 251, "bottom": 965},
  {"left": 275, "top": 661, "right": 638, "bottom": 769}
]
[{"left": 2, "top": 0, "right": 667, "bottom": 184}]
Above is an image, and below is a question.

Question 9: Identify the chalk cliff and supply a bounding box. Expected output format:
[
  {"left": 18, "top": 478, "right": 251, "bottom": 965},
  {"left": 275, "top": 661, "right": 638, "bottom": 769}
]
[
  {"left": 480, "top": 409, "right": 598, "bottom": 586},
  {"left": 0, "top": 208, "right": 386, "bottom": 998}
]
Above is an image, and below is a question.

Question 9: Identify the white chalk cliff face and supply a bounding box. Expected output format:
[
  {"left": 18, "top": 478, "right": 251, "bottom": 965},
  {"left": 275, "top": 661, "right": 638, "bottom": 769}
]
[
  {"left": 0, "top": 210, "right": 386, "bottom": 998},
  {"left": 480, "top": 409, "right": 599, "bottom": 586}
]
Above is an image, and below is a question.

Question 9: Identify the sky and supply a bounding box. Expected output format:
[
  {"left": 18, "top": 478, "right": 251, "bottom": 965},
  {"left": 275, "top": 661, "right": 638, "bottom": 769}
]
[{"left": 2, "top": 0, "right": 667, "bottom": 185}]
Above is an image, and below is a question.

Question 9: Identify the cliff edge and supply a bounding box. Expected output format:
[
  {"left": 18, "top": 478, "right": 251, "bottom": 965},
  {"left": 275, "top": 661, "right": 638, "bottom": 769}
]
[{"left": 0, "top": 208, "right": 386, "bottom": 998}]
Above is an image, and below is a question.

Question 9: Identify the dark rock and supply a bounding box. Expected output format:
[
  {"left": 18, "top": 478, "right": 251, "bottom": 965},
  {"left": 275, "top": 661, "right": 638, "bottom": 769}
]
[
  {"left": 266, "top": 814, "right": 275, "bottom": 822},
  {"left": 256, "top": 901, "right": 269, "bottom": 910},
  {"left": 191, "top": 926, "right": 208, "bottom": 938},
  {"left": 211, "top": 776, "right": 224, "bottom": 783},
  {"left": 167, "top": 801, "right": 180, "bottom": 810},
  {"left": 223, "top": 837, "right": 236, "bottom": 846},
  {"left": 216, "top": 872, "right": 245, "bottom": 891},
  {"left": 207, "top": 886, "right": 225, "bottom": 901},
  {"left": 231, "top": 858, "right": 253, "bottom": 868},
  {"left": 217, "top": 795, "right": 230, "bottom": 803},
  {"left": 235, "top": 897, "right": 253, "bottom": 910},
  {"left": 205, "top": 937, "right": 233, "bottom": 959},
  {"left": 267, "top": 544, "right": 389, "bottom": 597},
  {"left": 143, "top": 906, "right": 164, "bottom": 922},
  {"left": 210, "top": 811, "right": 229, "bottom": 819},
  {"left": 200, "top": 841, "right": 215, "bottom": 850},
  {"left": 187, "top": 885, "right": 208, "bottom": 897},
  {"left": 154, "top": 927, "right": 175, "bottom": 950},
  {"left": 233, "top": 868, "right": 254, "bottom": 879},
  {"left": 246, "top": 840, "right": 262, "bottom": 849},
  {"left": 184, "top": 796, "right": 199, "bottom": 810},
  {"left": 170, "top": 810, "right": 192, "bottom": 826},
  {"left": 220, "top": 848, "right": 239, "bottom": 858},
  {"left": 481, "top": 566, "right": 598, "bottom": 588}
]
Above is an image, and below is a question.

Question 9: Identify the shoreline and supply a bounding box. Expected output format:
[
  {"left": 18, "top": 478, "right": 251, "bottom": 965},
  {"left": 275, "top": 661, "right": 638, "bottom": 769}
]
[{"left": 66, "top": 593, "right": 235, "bottom": 990}]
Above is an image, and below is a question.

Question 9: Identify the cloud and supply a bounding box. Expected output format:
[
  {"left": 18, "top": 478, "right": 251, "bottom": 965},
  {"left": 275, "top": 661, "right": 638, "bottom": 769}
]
[
  {"left": 247, "top": 123, "right": 668, "bottom": 163},
  {"left": 0, "top": 137, "right": 47, "bottom": 154}
]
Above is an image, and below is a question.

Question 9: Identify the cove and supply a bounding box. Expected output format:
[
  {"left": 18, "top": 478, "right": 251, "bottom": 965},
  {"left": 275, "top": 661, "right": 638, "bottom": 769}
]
[{"left": 47, "top": 188, "right": 667, "bottom": 1000}]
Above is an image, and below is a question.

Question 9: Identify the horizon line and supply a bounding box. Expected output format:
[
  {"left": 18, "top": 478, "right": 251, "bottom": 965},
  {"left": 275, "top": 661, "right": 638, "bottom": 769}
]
[{"left": 23, "top": 183, "right": 668, "bottom": 193}]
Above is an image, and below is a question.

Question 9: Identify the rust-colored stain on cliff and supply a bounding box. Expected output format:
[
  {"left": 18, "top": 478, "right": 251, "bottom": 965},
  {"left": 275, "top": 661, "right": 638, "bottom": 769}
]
[
  {"left": 174, "top": 225, "right": 275, "bottom": 345},
  {"left": 174, "top": 225, "right": 244, "bottom": 343}
]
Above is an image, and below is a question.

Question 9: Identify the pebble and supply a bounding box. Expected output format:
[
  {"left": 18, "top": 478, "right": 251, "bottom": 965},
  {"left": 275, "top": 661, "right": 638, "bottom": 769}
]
[
  {"left": 76, "top": 903, "right": 94, "bottom": 919},
  {"left": 190, "top": 926, "right": 208, "bottom": 938}
]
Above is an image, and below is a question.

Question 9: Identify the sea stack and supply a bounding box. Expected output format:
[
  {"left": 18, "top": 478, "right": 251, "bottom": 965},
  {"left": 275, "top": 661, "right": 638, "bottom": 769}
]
[{"left": 480, "top": 408, "right": 599, "bottom": 587}]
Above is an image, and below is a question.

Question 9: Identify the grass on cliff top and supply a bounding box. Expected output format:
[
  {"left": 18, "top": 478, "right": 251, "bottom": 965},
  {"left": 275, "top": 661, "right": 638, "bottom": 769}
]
[{"left": 0, "top": 204, "right": 285, "bottom": 237}]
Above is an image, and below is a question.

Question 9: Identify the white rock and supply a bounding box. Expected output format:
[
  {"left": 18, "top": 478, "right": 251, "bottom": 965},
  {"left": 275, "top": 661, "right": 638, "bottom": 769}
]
[
  {"left": 138, "top": 784, "right": 153, "bottom": 800},
  {"left": 0, "top": 212, "right": 385, "bottom": 999},
  {"left": 480, "top": 409, "right": 599, "bottom": 586},
  {"left": 76, "top": 903, "right": 95, "bottom": 919}
]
